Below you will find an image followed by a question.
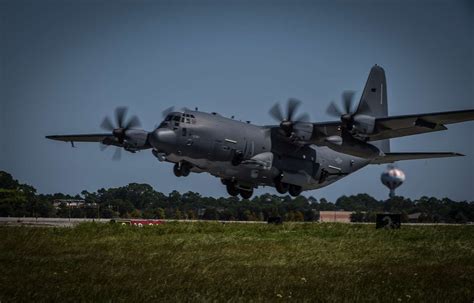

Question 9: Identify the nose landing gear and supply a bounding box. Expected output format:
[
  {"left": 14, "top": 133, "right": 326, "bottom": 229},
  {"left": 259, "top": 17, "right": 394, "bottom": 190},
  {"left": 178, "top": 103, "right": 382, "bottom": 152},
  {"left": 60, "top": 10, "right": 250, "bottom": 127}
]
[{"left": 173, "top": 162, "right": 191, "bottom": 177}]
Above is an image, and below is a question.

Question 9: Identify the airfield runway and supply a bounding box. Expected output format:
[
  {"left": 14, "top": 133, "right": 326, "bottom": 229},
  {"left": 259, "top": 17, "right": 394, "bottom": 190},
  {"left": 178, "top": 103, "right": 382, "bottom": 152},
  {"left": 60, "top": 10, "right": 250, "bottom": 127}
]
[
  {"left": 0, "top": 217, "right": 268, "bottom": 227},
  {"left": 0, "top": 217, "right": 467, "bottom": 227},
  {"left": 0, "top": 217, "right": 111, "bottom": 227}
]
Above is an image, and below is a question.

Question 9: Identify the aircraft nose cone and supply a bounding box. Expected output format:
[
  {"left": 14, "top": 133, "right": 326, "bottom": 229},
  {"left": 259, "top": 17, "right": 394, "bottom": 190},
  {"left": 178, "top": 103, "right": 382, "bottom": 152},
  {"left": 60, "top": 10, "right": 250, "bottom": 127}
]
[{"left": 150, "top": 129, "right": 177, "bottom": 150}]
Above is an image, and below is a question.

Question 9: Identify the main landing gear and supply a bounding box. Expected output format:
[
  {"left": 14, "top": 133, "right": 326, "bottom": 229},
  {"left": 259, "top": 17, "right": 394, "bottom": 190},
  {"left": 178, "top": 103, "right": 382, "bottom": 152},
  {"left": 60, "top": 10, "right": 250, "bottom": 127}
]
[
  {"left": 274, "top": 177, "right": 302, "bottom": 197},
  {"left": 173, "top": 162, "right": 191, "bottom": 177},
  {"left": 222, "top": 179, "right": 254, "bottom": 199}
]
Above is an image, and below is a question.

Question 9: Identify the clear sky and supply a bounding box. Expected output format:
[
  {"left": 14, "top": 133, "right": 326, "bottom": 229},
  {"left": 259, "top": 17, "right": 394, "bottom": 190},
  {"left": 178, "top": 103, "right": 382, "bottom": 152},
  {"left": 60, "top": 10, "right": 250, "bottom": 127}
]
[{"left": 1, "top": 0, "right": 473, "bottom": 201}]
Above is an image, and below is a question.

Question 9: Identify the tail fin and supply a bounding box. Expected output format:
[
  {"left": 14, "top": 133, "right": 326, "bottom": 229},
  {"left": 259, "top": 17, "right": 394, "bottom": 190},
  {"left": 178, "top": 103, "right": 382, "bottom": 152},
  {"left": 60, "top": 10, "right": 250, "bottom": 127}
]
[
  {"left": 358, "top": 65, "right": 390, "bottom": 153},
  {"left": 357, "top": 65, "right": 388, "bottom": 118}
]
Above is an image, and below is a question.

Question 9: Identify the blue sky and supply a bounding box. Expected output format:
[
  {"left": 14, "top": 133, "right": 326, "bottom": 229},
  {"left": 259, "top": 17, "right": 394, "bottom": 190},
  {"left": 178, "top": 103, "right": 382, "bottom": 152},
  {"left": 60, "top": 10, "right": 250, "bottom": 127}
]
[{"left": 1, "top": 0, "right": 473, "bottom": 201}]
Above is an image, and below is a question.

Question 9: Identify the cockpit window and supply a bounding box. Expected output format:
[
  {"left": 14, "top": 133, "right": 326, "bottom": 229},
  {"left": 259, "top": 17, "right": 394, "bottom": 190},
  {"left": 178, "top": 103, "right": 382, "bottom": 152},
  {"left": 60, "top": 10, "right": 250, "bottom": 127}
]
[{"left": 159, "top": 113, "right": 196, "bottom": 129}]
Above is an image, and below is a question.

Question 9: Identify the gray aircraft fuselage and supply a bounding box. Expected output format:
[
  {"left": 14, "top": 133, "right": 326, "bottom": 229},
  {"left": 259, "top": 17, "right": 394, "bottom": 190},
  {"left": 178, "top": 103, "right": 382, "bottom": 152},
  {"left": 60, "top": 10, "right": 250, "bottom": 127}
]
[
  {"left": 47, "top": 65, "right": 473, "bottom": 199},
  {"left": 149, "top": 110, "right": 370, "bottom": 191}
]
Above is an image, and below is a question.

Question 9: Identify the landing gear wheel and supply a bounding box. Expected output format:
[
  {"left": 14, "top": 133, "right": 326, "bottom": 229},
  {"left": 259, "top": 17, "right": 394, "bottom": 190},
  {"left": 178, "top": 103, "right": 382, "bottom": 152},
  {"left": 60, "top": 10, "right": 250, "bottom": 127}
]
[
  {"left": 275, "top": 180, "right": 289, "bottom": 194},
  {"left": 288, "top": 184, "right": 302, "bottom": 197},
  {"left": 174, "top": 162, "right": 191, "bottom": 177},
  {"left": 173, "top": 163, "right": 182, "bottom": 177},
  {"left": 239, "top": 188, "right": 253, "bottom": 200},
  {"left": 180, "top": 163, "right": 191, "bottom": 177},
  {"left": 226, "top": 183, "right": 239, "bottom": 196}
]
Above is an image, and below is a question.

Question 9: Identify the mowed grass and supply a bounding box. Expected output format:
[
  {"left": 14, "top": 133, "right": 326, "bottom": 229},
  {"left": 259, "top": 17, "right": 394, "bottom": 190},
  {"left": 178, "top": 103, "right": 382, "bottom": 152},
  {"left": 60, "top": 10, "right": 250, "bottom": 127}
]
[{"left": 0, "top": 223, "right": 473, "bottom": 302}]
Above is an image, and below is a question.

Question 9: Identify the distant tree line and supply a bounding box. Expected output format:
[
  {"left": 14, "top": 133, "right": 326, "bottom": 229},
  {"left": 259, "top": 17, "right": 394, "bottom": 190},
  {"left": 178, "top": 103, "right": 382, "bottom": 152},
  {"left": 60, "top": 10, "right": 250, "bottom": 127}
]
[{"left": 0, "top": 171, "right": 473, "bottom": 223}]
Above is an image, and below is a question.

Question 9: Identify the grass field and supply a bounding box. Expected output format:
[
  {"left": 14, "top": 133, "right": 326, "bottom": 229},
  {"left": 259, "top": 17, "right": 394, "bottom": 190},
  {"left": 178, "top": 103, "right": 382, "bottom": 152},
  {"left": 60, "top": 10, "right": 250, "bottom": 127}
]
[{"left": 0, "top": 222, "right": 473, "bottom": 302}]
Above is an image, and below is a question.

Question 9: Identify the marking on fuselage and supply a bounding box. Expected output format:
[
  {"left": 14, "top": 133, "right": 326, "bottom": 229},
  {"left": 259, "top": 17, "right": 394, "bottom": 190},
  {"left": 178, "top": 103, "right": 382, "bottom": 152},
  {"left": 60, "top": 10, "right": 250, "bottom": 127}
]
[
  {"left": 328, "top": 165, "right": 342, "bottom": 172},
  {"left": 381, "top": 83, "right": 384, "bottom": 104},
  {"left": 225, "top": 139, "right": 237, "bottom": 144}
]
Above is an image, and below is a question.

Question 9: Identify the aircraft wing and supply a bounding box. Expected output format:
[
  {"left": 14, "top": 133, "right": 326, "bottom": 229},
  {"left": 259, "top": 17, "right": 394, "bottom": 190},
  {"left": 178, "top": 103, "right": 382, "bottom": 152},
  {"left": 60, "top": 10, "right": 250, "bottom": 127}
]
[
  {"left": 310, "top": 109, "right": 474, "bottom": 141},
  {"left": 367, "top": 109, "right": 474, "bottom": 141},
  {"left": 46, "top": 134, "right": 113, "bottom": 143},
  {"left": 371, "top": 152, "right": 464, "bottom": 164}
]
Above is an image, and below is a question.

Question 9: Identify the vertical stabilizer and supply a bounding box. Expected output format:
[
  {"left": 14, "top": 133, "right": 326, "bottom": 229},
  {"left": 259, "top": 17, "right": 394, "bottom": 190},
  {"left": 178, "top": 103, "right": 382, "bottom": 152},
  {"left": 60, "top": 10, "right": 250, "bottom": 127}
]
[
  {"left": 358, "top": 65, "right": 390, "bottom": 153},
  {"left": 357, "top": 65, "right": 388, "bottom": 118}
]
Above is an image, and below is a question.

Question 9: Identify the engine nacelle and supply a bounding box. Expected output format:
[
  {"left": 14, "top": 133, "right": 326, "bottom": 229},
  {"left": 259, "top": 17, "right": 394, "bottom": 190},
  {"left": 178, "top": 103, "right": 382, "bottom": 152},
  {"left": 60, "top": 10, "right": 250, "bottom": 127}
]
[
  {"left": 291, "top": 122, "right": 313, "bottom": 141},
  {"left": 123, "top": 129, "right": 149, "bottom": 151},
  {"left": 351, "top": 114, "right": 375, "bottom": 136}
]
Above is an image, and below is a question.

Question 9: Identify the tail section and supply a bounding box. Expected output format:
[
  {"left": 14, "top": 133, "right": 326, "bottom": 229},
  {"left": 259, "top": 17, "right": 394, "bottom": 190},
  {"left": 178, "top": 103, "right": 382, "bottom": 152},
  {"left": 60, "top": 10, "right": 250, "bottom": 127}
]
[
  {"left": 359, "top": 65, "right": 390, "bottom": 153},
  {"left": 357, "top": 65, "right": 388, "bottom": 118}
]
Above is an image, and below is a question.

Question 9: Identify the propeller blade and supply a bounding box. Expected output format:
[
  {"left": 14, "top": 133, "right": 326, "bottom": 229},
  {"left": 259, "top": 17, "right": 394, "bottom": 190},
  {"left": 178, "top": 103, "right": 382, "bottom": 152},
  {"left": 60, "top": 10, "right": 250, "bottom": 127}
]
[
  {"left": 342, "top": 91, "right": 355, "bottom": 114},
  {"left": 112, "top": 147, "right": 122, "bottom": 161},
  {"left": 286, "top": 98, "right": 301, "bottom": 121},
  {"left": 125, "top": 115, "right": 141, "bottom": 129},
  {"left": 326, "top": 101, "right": 343, "bottom": 117},
  {"left": 162, "top": 106, "right": 175, "bottom": 118},
  {"left": 115, "top": 107, "right": 128, "bottom": 128},
  {"left": 295, "top": 113, "right": 310, "bottom": 123},
  {"left": 100, "top": 116, "right": 114, "bottom": 131},
  {"left": 269, "top": 103, "right": 284, "bottom": 122}
]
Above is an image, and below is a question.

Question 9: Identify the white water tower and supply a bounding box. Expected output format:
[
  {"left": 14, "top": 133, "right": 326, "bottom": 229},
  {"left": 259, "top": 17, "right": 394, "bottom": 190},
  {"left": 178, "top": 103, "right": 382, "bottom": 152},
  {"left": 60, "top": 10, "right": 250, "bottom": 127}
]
[{"left": 381, "top": 166, "right": 405, "bottom": 198}]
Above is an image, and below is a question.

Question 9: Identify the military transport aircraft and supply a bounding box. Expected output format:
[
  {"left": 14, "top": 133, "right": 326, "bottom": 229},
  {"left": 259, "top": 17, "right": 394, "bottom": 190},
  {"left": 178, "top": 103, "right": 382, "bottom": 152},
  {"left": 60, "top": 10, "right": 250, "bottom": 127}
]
[{"left": 47, "top": 65, "right": 474, "bottom": 199}]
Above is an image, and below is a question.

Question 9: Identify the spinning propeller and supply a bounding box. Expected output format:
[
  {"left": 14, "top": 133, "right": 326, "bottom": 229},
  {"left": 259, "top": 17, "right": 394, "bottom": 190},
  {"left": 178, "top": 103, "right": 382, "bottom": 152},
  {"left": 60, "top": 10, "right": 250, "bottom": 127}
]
[
  {"left": 269, "top": 98, "right": 310, "bottom": 137},
  {"left": 326, "top": 91, "right": 358, "bottom": 132},
  {"left": 326, "top": 90, "right": 375, "bottom": 137},
  {"left": 100, "top": 107, "right": 142, "bottom": 160}
]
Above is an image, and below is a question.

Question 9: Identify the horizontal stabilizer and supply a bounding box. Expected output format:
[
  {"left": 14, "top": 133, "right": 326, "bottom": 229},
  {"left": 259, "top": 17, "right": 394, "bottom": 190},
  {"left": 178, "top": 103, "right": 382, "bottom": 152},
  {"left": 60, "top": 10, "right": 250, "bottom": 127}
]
[{"left": 371, "top": 152, "right": 464, "bottom": 164}]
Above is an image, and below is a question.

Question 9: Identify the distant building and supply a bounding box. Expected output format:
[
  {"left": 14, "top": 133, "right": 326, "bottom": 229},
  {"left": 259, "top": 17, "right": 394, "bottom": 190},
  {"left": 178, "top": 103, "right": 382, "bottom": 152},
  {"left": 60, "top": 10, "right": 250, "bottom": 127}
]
[
  {"left": 319, "top": 211, "right": 353, "bottom": 223},
  {"left": 53, "top": 199, "right": 96, "bottom": 209},
  {"left": 407, "top": 212, "right": 423, "bottom": 223}
]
